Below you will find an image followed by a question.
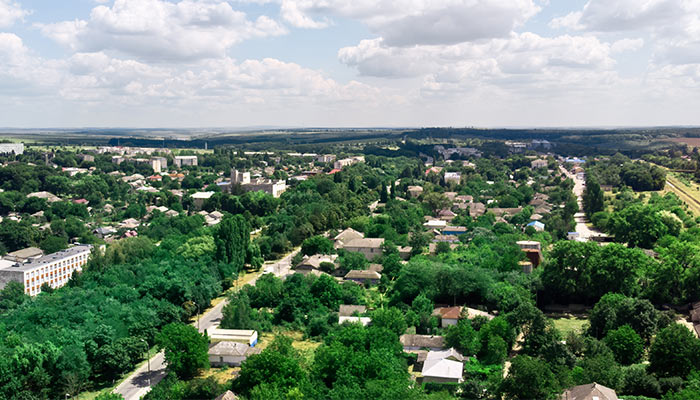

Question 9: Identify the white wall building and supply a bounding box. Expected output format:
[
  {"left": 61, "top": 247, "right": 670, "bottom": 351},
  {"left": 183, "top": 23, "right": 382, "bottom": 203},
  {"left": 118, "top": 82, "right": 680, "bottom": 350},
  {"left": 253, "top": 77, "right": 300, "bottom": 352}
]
[
  {"left": 0, "top": 143, "right": 24, "bottom": 155},
  {"left": 0, "top": 245, "right": 92, "bottom": 296},
  {"left": 174, "top": 155, "right": 198, "bottom": 168}
]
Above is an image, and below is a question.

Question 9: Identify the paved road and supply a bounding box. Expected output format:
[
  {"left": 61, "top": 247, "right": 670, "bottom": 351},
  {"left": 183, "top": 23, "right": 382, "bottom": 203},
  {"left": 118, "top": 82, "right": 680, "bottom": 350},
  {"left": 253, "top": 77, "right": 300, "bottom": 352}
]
[
  {"left": 114, "top": 249, "right": 299, "bottom": 399},
  {"left": 559, "top": 165, "right": 603, "bottom": 241}
]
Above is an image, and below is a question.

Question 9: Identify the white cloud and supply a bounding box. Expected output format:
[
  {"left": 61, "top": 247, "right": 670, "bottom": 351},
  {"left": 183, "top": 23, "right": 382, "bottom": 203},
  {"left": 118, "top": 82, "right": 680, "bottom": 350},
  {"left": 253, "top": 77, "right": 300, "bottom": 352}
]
[
  {"left": 0, "top": 0, "right": 28, "bottom": 28},
  {"left": 281, "top": 0, "right": 540, "bottom": 46},
  {"left": 340, "top": 33, "right": 616, "bottom": 79},
  {"left": 611, "top": 38, "right": 644, "bottom": 53},
  {"left": 40, "top": 0, "right": 287, "bottom": 61}
]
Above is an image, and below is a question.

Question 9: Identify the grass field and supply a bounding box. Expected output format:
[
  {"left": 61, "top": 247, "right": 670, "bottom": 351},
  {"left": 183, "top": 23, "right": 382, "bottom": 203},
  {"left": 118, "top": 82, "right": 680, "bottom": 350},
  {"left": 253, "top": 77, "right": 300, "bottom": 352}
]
[
  {"left": 551, "top": 315, "right": 588, "bottom": 336},
  {"left": 665, "top": 173, "right": 700, "bottom": 216}
]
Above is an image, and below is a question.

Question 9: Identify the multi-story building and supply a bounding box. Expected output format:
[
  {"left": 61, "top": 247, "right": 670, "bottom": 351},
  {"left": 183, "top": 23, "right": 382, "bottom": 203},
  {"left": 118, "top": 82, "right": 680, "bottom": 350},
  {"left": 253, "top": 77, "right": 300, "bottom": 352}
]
[
  {"left": 231, "top": 169, "right": 251, "bottom": 184},
  {"left": 0, "top": 245, "right": 92, "bottom": 296},
  {"left": 174, "top": 155, "right": 198, "bottom": 168},
  {"left": 333, "top": 156, "right": 365, "bottom": 170},
  {"left": 0, "top": 143, "right": 25, "bottom": 155}
]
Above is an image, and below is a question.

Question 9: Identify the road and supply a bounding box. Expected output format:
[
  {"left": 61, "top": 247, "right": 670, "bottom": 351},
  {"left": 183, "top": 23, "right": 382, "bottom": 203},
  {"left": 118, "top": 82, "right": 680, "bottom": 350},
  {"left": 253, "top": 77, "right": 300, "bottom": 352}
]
[
  {"left": 114, "top": 248, "right": 299, "bottom": 400},
  {"left": 559, "top": 165, "right": 603, "bottom": 241}
]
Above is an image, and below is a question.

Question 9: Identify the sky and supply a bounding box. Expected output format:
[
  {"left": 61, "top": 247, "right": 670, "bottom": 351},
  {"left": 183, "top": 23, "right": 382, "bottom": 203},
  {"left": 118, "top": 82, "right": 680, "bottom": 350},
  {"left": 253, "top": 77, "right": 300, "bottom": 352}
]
[{"left": 1, "top": 0, "right": 700, "bottom": 128}]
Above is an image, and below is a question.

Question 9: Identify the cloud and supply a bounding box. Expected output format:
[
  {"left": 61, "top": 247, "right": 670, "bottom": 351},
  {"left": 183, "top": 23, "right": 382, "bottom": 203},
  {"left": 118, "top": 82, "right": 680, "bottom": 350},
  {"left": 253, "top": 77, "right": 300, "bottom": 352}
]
[
  {"left": 281, "top": 0, "right": 540, "bottom": 46},
  {"left": 0, "top": 0, "right": 28, "bottom": 28},
  {"left": 40, "top": 0, "right": 287, "bottom": 61},
  {"left": 611, "top": 38, "right": 644, "bottom": 53},
  {"left": 339, "top": 33, "right": 616, "bottom": 79}
]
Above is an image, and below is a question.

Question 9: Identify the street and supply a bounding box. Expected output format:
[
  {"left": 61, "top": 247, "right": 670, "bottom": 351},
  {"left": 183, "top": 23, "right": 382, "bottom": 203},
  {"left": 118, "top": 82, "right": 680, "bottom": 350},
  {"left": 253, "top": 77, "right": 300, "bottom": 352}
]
[
  {"left": 113, "top": 248, "right": 299, "bottom": 399},
  {"left": 559, "top": 164, "right": 603, "bottom": 241}
]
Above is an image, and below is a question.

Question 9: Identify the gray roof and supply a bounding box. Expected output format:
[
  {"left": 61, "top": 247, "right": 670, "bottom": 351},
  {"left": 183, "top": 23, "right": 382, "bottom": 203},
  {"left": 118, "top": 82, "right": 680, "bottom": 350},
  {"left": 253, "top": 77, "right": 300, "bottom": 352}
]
[
  {"left": 208, "top": 341, "right": 260, "bottom": 357},
  {"left": 215, "top": 391, "right": 239, "bottom": 400},
  {"left": 5, "top": 247, "right": 43, "bottom": 260},
  {"left": 8, "top": 245, "right": 92, "bottom": 272},
  {"left": 343, "top": 238, "right": 385, "bottom": 249},
  {"left": 345, "top": 270, "right": 381, "bottom": 280},
  {"left": 339, "top": 305, "right": 367, "bottom": 316},
  {"left": 560, "top": 383, "right": 618, "bottom": 400},
  {"left": 422, "top": 348, "right": 465, "bottom": 380},
  {"left": 400, "top": 334, "right": 445, "bottom": 349},
  {"left": 334, "top": 228, "right": 364, "bottom": 243}
]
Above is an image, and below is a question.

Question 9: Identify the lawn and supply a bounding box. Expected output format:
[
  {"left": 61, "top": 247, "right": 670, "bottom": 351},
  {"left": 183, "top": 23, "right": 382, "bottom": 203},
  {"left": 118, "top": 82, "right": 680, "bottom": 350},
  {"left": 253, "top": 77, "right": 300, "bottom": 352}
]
[{"left": 550, "top": 315, "right": 588, "bottom": 337}]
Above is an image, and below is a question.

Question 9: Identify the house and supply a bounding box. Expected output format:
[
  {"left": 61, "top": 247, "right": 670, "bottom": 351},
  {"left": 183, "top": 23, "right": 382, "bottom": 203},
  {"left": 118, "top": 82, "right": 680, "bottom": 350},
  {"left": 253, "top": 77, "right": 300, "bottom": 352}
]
[
  {"left": 345, "top": 270, "right": 381, "bottom": 285},
  {"left": 398, "top": 246, "right": 412, "bottom": 260},
  {"left": 424, "top": 219, "right": 447, "bottom": 229},
  {"left": 444, "top": 172, "right": 461, "bottom": 184},
  {"left": 296, "top": 254, "right": 338, "bottom": 274},
  {"left": 531, "top": 159, "right": 548, "bottom": 169},
  {"left": 407, "top": 186, "right": 424, "bottom": 198},
  {"left": 165, "top": 210, "right": 180, "bottom": 217},
  {"left": 421, "top": 348, "right": 465, "bottom": 384},
  {"left": 469, "top": 202, "right": 486, "bottom": 218},
  {"left": 517, "top": 240, "right": 543, "bottom": 267},
  {"left": 434, "top": 306, "right": 462, "bottom": 327},
  {"left": 560, "top": 383, "right": 618, "bottom": 400},
  {"left": 215, "top": 391, "right": 240, "bottom": 400},
  {"left": 527, "top": 221, "right": 545, "bottom": 232},
  {"left": 208, "top": 341, "right": 261, "bottom": 367},
  {"left": 438, "top": 209, "right": 456, "bottom": 222},
  {"left": 342, "top": 238, "right": 385, "bottom": 260},
  {"left": 191, "top": 191, "right": 215, "bottom": 209},
  {"left": 339, "top": 305, "right": 367, "bottom": 316},
  {"left": 433, "top": 235, "right": 459, "bottom": 244},
  {"left": 120, "top": 218, "right": 140, "bottom": 229},
  {"left": 339, "top": 316, "right": 372, "bottom": 326},
  {"left": 27, "top": 191, "right": 61, "bottom": 203},
  {"left": 334, "top": 228, "right": 364, "bottom": 248},
  {"left": 454, "top": 195, "right": 473, "bottom": 204},
  {"left": 400, "top": 334, "right": 446, "bottom": 351},
  {"left": 93, "top": 226, "right": 117, "bottom": 239},
  {"left": 442, "top": 226, "right": 467, "bottom": 236},
  {"left": 208, "top": 327, "right": 258, "bottom": 346}
]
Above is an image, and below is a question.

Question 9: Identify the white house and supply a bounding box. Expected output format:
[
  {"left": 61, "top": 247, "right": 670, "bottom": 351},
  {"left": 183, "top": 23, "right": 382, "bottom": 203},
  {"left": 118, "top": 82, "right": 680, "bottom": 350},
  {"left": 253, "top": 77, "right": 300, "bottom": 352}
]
[
  {"left": 208, "top": 341, "right": 261, "bottom": 367},
  {"left": 421, "top": 348, "right": 465, "bottom": 384}
]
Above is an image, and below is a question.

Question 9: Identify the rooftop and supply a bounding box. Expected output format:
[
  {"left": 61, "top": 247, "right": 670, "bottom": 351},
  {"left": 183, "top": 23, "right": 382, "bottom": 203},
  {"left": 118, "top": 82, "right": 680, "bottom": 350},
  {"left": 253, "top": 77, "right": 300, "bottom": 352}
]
[{"left": 8, "top": 245, "right": 92, "bottom": 272}]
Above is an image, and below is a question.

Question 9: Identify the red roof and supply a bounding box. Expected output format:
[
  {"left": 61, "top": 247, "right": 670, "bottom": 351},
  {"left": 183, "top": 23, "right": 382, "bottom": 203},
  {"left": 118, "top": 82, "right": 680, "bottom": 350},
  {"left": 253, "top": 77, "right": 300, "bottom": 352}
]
[
  {"left": 439, "top": 306, "right": 463, "bottom": 320},
  {"left": 328, "top": 169, "right": 342, "bottom": 174},
  {"left": 72, "top": 199, "right": 88, "bottom": 204}
]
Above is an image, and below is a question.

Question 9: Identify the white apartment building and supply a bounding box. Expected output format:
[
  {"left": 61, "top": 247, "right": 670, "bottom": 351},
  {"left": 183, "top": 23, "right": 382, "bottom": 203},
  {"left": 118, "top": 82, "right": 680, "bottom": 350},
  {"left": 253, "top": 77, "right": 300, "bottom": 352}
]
[
  {"left": 0, "top": 245, "right": 92, "bottom": 296},
  {"left": 333, "top": 156, "right": 365, "bottom": 170},
  {"left": 174, "top": 155, "right": 198, "bottom": 168},
  {"left": 0, "top": 143, "right": 24, "bottom": 155}
]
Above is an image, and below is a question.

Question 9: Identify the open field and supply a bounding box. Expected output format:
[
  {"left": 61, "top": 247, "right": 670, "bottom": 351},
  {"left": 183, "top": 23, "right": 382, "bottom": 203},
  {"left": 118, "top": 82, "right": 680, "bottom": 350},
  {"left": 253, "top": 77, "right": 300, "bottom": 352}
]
[
  {"left": 668, "top": 137, "right": 700, "bottom": 147},
  {"left": 551, "top": 315, "right": 588, "bottom": 336},
  {"left": 665, "top": 173, "right": 700, "bottom": 216}
]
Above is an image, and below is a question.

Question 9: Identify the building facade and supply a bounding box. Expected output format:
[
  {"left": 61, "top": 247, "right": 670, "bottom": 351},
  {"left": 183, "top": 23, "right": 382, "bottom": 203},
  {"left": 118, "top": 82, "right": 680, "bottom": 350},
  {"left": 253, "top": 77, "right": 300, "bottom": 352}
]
[{"left": 0, "top": 245, "right": 92, "bottom": 296}]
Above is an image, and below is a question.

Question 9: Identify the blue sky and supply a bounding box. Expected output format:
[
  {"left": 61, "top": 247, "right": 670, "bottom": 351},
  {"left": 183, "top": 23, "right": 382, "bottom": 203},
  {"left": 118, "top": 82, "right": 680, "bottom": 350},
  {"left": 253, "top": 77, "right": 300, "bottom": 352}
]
[{"left": 0, "top": 0, "right": 699, "bottom": 128}]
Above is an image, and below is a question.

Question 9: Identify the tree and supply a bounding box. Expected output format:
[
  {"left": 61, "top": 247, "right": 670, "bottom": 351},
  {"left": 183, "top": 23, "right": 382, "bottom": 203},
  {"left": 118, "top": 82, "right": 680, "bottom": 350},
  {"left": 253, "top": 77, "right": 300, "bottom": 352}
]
[
  {"left": 604, "top": 325, "right": 643, "bottom": 365},
  {"left": 445, "top": 320, "right": 481, "bottom": 356},
  {"left": 501, "top": 355, "right": 560, "bottom": 400},
  {"left": 214, "top": 215, "right": 249, "bottom": 267},
  {"left": 39, "top": 235, "right": 68, "bottom": 254},
  {"left": 156, "top": 323, "right": 209, "bottom": 379},
  {"left": 588, "top": 293, "right": 658, "bottom": 342},
  {"left": 234, "top": 336, "right": 307, "bottom": 396},
  {"left": 301, "top": 235, "right": 334, "bottom": 256},
  {"left": 583, "top": 175, "right": 604, "bottom": 217},
  {"left": 221, "top": 292, "right": 254, "bottom": 330},
  {"left": 649, "top": 323, "right": 700, "bottom": 378},
  {"left": 370, "top": 307, "right": 408, "bottom": 336}
]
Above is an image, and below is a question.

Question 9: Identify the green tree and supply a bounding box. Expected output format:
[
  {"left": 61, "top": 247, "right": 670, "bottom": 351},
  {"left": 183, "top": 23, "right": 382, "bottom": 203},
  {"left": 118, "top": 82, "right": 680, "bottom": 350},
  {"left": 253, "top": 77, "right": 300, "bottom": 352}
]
[
  {"left": 604, "top": 325, "right": 643, "bottom": 365},
  {"left": 370, "top": 307, "right": 408, "bottom": 336},
  {"left": 301, "top": 235, "right": 334, "bottom": 256},
  {"left": 39, "top": 235, "right": 68, "bottom": 254},
  {"left": 234, "top": 336, "right": 307, "bottom": 396},
  {"left": 583, "top": 175, "right": 605, "bottom": 217},
  {"left": 501, "top": 355, "right": 560, "bottom": 400},
  {"left": 214, "top": 215, "right": 249, "bottom": 267},
  {"left": 156, "top": 323, "right": 209, "bottom": 379},
  {"left": 649, "top": 323, "right": 700, "bottom": 378}
]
